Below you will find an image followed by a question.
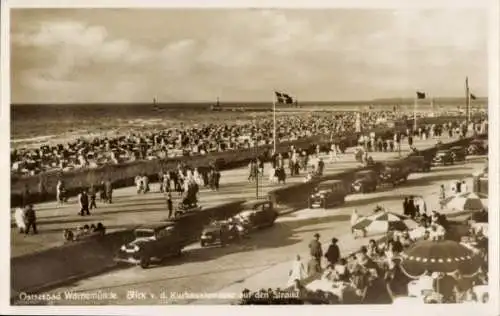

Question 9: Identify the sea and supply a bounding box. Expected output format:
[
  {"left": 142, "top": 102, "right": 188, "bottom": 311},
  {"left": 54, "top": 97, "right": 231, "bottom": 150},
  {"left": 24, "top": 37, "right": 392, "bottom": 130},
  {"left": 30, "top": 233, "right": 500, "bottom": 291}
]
[{"left": 11, "top": 100, "right": 484, "bottom": 149}]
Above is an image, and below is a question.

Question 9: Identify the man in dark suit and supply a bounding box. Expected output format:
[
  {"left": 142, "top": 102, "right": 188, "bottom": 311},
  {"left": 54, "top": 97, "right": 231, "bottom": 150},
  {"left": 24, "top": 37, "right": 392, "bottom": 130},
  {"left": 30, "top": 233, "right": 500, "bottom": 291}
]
[
  {"left": 88, "top": 184, "right": 97, "bottom": 209},
  {"left": 24, "top": 204, "right": 38, "bottom": 235},
  {"left": 166, "top": 192, "right": 174, "bottom": 218},
  {"left": 408, "top": 196, "right": 416, "bottom": 218},
  {"left": 325, "top": 237, "right": 340, "bottom": 266},
  {"left": 78, "top": 189, "right": 90, "bottom": 216},
  {"left": 403, "top": 197, "right": 409, "bottom": 216},
  {"left": 309, "top": 233, "right": 323, "bottom": 264}
]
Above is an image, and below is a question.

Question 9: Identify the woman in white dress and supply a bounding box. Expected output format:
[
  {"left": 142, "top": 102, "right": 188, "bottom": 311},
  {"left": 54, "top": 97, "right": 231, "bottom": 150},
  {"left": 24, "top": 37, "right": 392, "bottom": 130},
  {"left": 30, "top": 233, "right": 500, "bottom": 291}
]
[
  {"left": 193, "top": 168, "right": 204, "bottom": 186},
  {"left": 14, "top": 207, "right": 26, "bottom": 233},
  {"left": 268, "top": 166, "right": 276, "bottom": 183},
  {"left": 350, "top": 209, "right": 360, "bottom": 234},
  {"left": 287, "top": 255, "right": 307, "bottom": 287}
]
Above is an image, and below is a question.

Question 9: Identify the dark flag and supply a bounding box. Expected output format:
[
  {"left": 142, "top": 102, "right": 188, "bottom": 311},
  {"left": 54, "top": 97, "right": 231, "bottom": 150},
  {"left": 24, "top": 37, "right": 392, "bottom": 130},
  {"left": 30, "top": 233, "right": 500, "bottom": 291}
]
[
  {"left": 470, "top": 93, "right": 477, "bottom": 100},
  {"left": 275, "top": 91, "right": 294, "bottom": 104},
  {"left": 416, "top": 91, "right": 426, "bottom": 99}
]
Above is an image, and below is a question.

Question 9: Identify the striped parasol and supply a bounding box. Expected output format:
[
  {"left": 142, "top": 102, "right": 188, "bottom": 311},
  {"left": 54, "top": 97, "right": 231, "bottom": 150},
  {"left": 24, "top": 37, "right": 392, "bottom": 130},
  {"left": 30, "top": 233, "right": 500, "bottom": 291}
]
[
  {"left": 400, "top": 240, "right": 482, "bottom": 278},
  {"left": 352, "top": 211, "right": 417, "bottom": 234},
  {"left": 442, "top": 192, "right": 488, "bottom": 212}
]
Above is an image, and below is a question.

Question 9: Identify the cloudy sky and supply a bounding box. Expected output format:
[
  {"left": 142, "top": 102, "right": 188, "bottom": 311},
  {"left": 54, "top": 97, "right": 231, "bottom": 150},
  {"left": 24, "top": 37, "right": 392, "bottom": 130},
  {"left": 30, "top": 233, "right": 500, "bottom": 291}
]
[{"left": 10, "top": 8, "right": 488, "bottom": 103}]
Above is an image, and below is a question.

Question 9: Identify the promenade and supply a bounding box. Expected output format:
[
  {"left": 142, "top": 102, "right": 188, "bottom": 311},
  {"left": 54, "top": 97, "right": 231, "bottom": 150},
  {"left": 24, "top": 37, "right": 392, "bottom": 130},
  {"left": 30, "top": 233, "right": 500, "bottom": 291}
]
[
  {"left": 38, "top": 136, "right": 485, "bottom": 306},
  {"left": 11, "top": 136, "right": 455, "bottom": 258}
]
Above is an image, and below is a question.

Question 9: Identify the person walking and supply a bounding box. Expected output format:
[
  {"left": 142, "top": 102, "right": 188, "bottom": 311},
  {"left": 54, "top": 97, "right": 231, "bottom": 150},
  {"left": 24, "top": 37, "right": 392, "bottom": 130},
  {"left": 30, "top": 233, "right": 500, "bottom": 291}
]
[
  {"left": 403, "top": 197, "right": 409, "bottom": 216},
  {"left": 158, "top": 171, "right": 165, "bottom": 193},
  {"left": 325, "top": 238, "right": 341, "bottom": 266},
  {"left": 287, "top": 255, "right": 307, "bottom": 287},
  {"left": 105, "top": 179, "right": 113, "bottom": 203},
  {"left": 14, "top": 207, "right": 26, "bottom": 233},
  {"left": 88, "top": 184, "right": 97, "bottom": 210},
  {"left": 56, "top": 180, "right": 65, "bottom": 206},
  {"left": 38, "top": 176, "right": 47, "bottom": 202},
  {"left": 351, "top": 209, "right": 360, "bottom": 234},
  {"left": 408, "top": 196, "right": 416, "bottom": 219},
  {"left": 78, "top": 189, "right": 90, "bottom": 216},
  {"left": 21, "top": 184, "right": 31, "bottom": 208},
  {"left": 462, "top": 180, "right": 468, "bottom": 193},
  {"left": 309, "top": 233, "right": 323, "bottom": 265},
  {"left": 24, "top": 204, "right": 38, "bottom": 235},
  {"left": 307, "top": 255, "right": 322, "bottom": 277},
  {"left": 166, "top": 192, "right": 174, "bottom": 218}
]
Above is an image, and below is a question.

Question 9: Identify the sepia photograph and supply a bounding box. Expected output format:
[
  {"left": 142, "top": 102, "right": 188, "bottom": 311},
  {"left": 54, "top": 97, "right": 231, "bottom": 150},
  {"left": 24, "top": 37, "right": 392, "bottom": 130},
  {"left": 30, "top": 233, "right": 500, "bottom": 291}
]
[{"left": 2, "top": 0, "right": 499, "bottom": 314}]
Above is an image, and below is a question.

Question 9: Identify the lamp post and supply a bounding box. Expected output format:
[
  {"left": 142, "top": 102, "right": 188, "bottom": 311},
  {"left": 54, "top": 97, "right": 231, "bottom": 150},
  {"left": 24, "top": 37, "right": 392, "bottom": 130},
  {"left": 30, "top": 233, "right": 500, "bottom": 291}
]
[
  {"left": 255, "top": 142, "right": 259, "bottom": 200},
  {"left": 252, "top": 114, "right": 259, "bottom": 199}
]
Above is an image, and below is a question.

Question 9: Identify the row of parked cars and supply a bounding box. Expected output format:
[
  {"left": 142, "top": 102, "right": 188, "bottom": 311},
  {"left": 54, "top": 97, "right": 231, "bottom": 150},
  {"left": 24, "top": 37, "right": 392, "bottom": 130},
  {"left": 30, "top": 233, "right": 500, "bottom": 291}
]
[
  {"left": 308, "top": 142, "right": 484, "bottom": 209},
  {"left": 115, "top": 200, "right": 277, "bottom": 268}
]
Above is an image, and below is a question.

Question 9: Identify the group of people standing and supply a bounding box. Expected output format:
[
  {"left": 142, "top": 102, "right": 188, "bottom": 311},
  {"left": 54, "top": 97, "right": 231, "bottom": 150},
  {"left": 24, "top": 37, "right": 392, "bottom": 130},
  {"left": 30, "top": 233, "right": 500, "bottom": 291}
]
[{"left": 157, "top": 163, "right": 222, "bottom": 194}]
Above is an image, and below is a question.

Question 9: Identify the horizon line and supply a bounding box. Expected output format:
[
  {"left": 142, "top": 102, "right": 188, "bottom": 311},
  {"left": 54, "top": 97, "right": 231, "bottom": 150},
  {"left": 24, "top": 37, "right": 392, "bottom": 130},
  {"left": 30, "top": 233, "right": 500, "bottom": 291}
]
[{"left": 10, "top": 96, "right": 488, "bottom": 106}]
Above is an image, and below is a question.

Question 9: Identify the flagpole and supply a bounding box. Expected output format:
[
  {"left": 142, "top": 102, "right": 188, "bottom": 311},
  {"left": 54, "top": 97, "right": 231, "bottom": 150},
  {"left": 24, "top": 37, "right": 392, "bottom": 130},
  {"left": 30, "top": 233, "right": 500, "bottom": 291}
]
[
  {"left": 466, "top": 76, "right": 471, "bottom": 125},
  {"left": 413, "top": 96, "right": 417, "bottom": 131},
  {"left": 273, "top": 93, "right": 277, "bottom": 154}
]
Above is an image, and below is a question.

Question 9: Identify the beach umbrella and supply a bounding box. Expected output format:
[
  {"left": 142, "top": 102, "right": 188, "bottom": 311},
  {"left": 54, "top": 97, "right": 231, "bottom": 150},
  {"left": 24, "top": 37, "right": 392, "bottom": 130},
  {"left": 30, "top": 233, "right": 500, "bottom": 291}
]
[
  {"left": 400, "top": 240, "right": 482, "bottom": 278},
  {"left": 442, "top": 192, "right": 488, "bottom": 212},
  {"left": 352, "top": 211, "right": 417, "bottom": 234}
]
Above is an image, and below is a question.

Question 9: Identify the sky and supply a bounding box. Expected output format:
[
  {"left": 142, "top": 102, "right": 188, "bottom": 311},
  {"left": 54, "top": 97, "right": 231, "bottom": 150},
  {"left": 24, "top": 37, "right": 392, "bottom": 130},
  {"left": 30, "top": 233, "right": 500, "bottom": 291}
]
[{"left": 10, "top": 8, "right": 488, "bottom": 103}]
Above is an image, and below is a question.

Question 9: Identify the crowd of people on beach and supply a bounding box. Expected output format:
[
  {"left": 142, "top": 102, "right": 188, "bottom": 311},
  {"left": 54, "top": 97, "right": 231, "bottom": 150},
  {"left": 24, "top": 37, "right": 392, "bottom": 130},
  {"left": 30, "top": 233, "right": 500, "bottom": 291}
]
[
  {"left": 11, "top": 110, "right": 486, "bottom": 178},
  {"left": 240, "top": 200, "right": 489, "bottom": 305}
]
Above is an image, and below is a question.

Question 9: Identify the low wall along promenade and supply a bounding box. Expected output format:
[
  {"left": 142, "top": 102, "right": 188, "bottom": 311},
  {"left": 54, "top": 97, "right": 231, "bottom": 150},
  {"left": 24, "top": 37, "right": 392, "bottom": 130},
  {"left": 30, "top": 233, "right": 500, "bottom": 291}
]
[{"left": 10, "top": 116, "right": 470, "bottom": 207}]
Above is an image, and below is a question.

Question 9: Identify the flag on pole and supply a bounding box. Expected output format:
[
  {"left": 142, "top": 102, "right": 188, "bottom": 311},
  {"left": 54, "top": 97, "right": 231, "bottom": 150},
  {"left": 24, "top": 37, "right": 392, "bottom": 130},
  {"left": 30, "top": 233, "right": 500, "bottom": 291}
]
[
  {"left": 416, "top": 91, "right": 426, "bottom": 99},
  {"left": 470, "top": 93, "right": 477, "bottom": 100},
  {"left": 275, "top": 91, "right": 294, "bottom": 104}
]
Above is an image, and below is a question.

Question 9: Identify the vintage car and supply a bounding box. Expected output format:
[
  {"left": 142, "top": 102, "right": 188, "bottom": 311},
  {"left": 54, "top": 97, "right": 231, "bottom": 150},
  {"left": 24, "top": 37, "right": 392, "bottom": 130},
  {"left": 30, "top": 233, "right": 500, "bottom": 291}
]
[
  {"left": 450, "top": 146, "right": 467, "bottom": 163},
  {"left": 200, "top": 220, "right": 242, "bottom": 247},
  {"left": 308, "top": 179, "right": 347, "bottom": 209},
  {"left": 467, "top": 139, "right": 488, "bottom": 155},
  {"left": 378, "top": 161, "right": 412, "bottom": 186},
  {"left": 351, "top": 170, "right": 378, "bottom": 193},
  {"left": 432, "top": 149, "right": 454, "bottom": 166},
  {"left": 233, "top": 200, "right": 279, "bottom": 229},
  {"left": 405, "top": 155, "right": 431, "bottom": 173},
  {"left": 114, "top": 222, "right": 189, "bottom": 269}
]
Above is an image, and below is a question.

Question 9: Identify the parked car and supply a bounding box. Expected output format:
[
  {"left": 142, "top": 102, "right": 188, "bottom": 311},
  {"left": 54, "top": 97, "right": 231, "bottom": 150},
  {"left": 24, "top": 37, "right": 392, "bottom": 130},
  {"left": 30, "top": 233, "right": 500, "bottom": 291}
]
[
  {"left": 378, "top": 161, "right": 412, "bottom": 186},
  {"left": 351, "top": 170, "right": 378, "bottom": 193},
  {"left": 114, "top": 222, "right": 189, "bottom": 269},
  {"left": 308, "top": 179, "right": 347, "bottom": 209},
  {"left": 233, "top": 200, "right": 278, "bottom": 229},
  {"left": 432, "top": 149, "right": 454, "bottom": 166},
  {"left": 467, "top": 139, "right": 488, "bottom": 155},
  {"left": 450, "top": 146, "right": 467, "bottom": 163},
  {"left": 200, "top": 220, "right": 242, "bottom": 247},
  {"left": 405, "top": 155, "right": 431, "bottom": 172}
]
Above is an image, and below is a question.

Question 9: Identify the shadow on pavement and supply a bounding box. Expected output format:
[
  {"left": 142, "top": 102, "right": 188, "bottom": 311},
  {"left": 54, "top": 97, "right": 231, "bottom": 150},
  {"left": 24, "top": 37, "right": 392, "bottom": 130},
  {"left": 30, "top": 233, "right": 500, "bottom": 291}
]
[
  {"left": 408, "top": 173, "right": 470, "bottom": 188},
  {"left": 345, "top": 195, "right": 403, "bottom": 209}
]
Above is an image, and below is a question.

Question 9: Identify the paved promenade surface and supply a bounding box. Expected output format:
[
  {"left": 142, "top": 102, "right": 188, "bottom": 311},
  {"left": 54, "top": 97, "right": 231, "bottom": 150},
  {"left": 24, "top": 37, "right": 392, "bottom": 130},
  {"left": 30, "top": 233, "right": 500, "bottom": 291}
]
[
  {"left": 38, "top": 156, "right": 483, "bottom": 305},
  {"left": 11, "top": 136, "right": 487, "bottom": 306},
  {"left": 11, "top": 137, "right": 450, "bottom": 258}
]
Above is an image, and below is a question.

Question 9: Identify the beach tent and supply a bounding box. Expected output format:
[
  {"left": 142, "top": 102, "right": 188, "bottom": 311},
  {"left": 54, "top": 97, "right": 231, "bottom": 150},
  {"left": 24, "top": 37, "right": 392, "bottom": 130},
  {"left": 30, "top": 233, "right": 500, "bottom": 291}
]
[
  {"left": 352, "top": 211, "right": 417, "bottom": 236},
  {"left": 442, "top": 192, "right": 488, "bottom": 212},
  {"left": 400, "top": 240, "right": 482, "bottom": 278}
]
